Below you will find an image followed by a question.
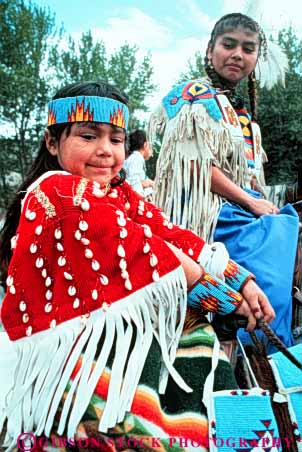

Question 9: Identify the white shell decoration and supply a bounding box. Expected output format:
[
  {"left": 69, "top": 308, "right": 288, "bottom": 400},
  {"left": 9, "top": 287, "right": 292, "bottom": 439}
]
[
  {"left": 58, "top": 256, "right": 66, "bottom": 267},
  {"left": 115, "top": 210, "right": 124, "bottom": 216},
  {"left": 91, "top": 289, "right": 98, "bottom": 300},
  {"left": 56, "top": 243, "right": 64, "bottom": 252},
  {"left": 54, "top": 228, "right": 62, "bottom": 240},
  {"left": 6, "top": 275, "right": 14, "bottom": 286},
  {"left": 19, "top": 301, "right": 27, "bottom": 312},
  {"left": 25, "top": 210, "right": 36, "bottom": 221},
  {"left": 45, "top": 303, "right": 53, "bottom": 313},
  {"left": 117, "top": 216, "right": 126, "bottom": 227},
  {"left": 11, "top": 234, "right": 18, "bottom": 249},
  {"left": 119, "top": 258, "right": 127, "bottom": 270},
  {"left": 125, "top": 202, "right": 131, "bottom": 210},
  {"left": 150, "top": 254, "right": 158, "bottom": 267},
  {"left": 100, "top": 274, "right": 109, "bottom": 285},
  {"left": 9, "top": 285, "right": 16, "bottom": 294},
  {"left": 137, "top": 210, "right": 144, "bottom": 216},
  {"left": 143, "top": 225, "right": 152, "bottom": 238},
  {"left": 120, "top": 228, "right": 128, "bottom": 239},
  {"left": 81, "top": 237, "right": 90, "bottom": 246},
  {"left": 143, "top": 242, "right": 150, "bottom": 254},
  {"left": 26, "top": 326, "right": 32, "bottom": 336},
  {"left": 108, "top": 191, "right": 118, "bottom": 198},
  {"left": 85, "top": 248, "right": 93, "bottom": 259},
  {"left": 35, "top": 225, "right": 43, "bottom": 235},
  {"left": 74, "top": 230, "right": 82, "bottom": 240},
  {"left": 45, "top": 276, "right": 52, "bottom": 287},
  {"left": 93, "top": 181, "right": 101, "bottom": 188},
  {"left": 50, "top": 319, "right": 56, "bottom": 329},
  {"left": 167, "top": 222, "right": 173, "bottom": 230},
  {"left": 92, "top": 187, "right": 105, "bottom": 198},
  {"left": 30, "top": 243, "right": 38, "bottom": 254},
  {"left": 81, "top": 199, "right": 90, "bottom": 211},
  {"left": 188, "top": 248, "right": 194, "bottom": 256},
  {"left": 45, "top": 290, "right": 53, "bottom": 300},
  {"left": 41, "top": 269, "right": 47, "bottom": 278},
  {"left": 23, "top": 313, "right": 29, "bottom": 323},
  {"left": 146, "top": 211, "right": 153, "bottom": 218},
  {"left": 64, "top": 271, "right": 73, "bottom": 280},
  {"left": 68, "top": 286, "right": 76, "bottom": 296},
  {"left": 121, "top": 270, "right": 129, "bottom": 280},
  {"left": 102, "top": 302, "right": 109, "bottom": 311},
  {"left": 36, "top": 257, "right": 44, "bottom": 268},
  {"left": 117, "top": 244, "right": 125, "bottom": 258},
  {"left": 125, "top": 279, "right": 132, "bottom": 291},
  {"left": 91, "top": 259, "right": 100, "bottom": 271},
  {"left": 152, "top": 270, "right": 160, "bottom": 282},
  {"left": 79, "top": 220, "right": 88, "bottom": 231},
  {"left": 73, "top": 298, "right": 80, "bottom": 309},
  {"left": 163, "top": 220, "right": 169, "bottom": 226}
]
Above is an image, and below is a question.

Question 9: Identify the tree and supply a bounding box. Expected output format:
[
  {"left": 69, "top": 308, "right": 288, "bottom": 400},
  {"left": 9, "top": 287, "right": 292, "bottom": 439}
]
[
  {"left": 0, "top": 0, "right": 59, "bottom": 208},
  {"left": 257, "top": 28, "right": 302, "bottom": 184},
  {"left": 50, "top": 31, "right": 156, "bottom": 128},
  {"left": 178, "top": 51, "right": 206, "bottom": 83}
]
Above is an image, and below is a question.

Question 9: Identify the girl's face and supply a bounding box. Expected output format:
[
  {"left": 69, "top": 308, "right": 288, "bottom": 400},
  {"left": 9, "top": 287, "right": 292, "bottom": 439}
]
[
  {"left": 207, "top": 27, "right": 259, "bottom": 84},
  {"left": 45, "top": 122, "right": 126, "bottom": 186}
]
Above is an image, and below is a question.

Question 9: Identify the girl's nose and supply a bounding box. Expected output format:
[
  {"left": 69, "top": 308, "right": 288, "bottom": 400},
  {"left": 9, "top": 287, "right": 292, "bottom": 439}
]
[
  {"left": 95, "top": 138, "right": 112, "bottom": 156},
  {"left": 231, "top": 46, "right": 243, "bottom": 60}
]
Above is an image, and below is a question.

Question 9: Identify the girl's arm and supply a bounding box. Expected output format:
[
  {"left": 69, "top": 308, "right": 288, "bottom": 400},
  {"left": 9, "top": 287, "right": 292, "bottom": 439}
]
[{"left": 211, "top": 165, "right": 279, "bottom": 215}]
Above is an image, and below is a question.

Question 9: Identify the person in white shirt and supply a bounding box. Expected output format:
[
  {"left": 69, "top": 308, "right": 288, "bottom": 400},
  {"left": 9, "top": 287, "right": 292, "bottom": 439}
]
[{"left": 124, "top": 129, "right": 154, "bottom": 198}]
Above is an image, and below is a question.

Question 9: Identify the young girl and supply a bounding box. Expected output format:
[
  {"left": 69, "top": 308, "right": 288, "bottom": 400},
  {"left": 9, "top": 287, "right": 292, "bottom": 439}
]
[
  {"left": 0, "top": 80, "right": 273, "bottom": 451},
  {"left": 150, "top": 13, "right": 298, "bottom": 352}
]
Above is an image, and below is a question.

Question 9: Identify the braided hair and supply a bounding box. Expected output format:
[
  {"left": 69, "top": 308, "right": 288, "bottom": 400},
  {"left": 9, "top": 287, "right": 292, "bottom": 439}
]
[{"left": 204, "top": 13, "right": 267, "bottom": 120}]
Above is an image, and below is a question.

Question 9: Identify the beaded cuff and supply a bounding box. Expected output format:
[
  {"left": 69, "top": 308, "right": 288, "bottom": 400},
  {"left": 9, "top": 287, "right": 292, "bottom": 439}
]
[
  {"left": 187, "top": 272, "right": 243, "bottom": 315},
  {"left": 224, "top": 260, "right": 255, "bottom": 292}
]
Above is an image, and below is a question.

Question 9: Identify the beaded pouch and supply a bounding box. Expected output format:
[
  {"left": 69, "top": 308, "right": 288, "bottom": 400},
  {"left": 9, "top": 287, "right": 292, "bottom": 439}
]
[
  {"left": 269, "top": 344, "right": 302, "bottom": 451},
  {"left": 203, "top": 337, "right": 281, "bottom": 452}
]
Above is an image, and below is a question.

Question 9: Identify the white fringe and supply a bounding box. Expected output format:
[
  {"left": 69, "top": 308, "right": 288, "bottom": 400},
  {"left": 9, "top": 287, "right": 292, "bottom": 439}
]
[
  {"left": 1, "top": 267, "right": 188, "bottom": 449},
  {"left": 149, "top": 88, "right": 250, "bottom": 243}
]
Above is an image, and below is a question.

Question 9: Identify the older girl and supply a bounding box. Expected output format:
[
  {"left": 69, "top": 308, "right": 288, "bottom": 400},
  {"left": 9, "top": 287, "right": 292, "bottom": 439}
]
[{"left": 150, "top": 13, "right": 298, "bottom": 351}]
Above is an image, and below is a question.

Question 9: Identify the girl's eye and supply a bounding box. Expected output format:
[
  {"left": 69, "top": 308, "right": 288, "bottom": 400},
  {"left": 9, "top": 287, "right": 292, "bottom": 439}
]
[
  {"left": 244, "top": 48, "right": 255, "bottom": 54},
  {"left": 81, "top": 134, "right": 96, "bottom": 140},
  {"left": 111, "top": 137, "right": 124, "bottom": 144}
]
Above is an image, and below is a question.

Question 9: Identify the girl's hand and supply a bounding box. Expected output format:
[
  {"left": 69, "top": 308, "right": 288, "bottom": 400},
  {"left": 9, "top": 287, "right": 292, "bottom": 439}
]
[
  {"left": 241, "top": 279, "right": 275, "bottom": 324},
  {"left": 235, "top": 299, "right": 257, "bottom": 332},
  {"left": 247, "top": 197, "right": 280, "bottom": 216}
]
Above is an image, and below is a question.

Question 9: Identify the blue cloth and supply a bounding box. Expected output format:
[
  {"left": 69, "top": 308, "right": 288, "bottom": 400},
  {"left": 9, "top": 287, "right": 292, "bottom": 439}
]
[{"left": 214, "top": 190, "right": 299, "bottom": 352}]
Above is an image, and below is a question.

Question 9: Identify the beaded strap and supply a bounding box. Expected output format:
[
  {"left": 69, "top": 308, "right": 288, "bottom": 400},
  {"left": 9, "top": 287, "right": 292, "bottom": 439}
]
[
  {"left": 188, "top": 272, "right": 243, "bottom": 315},
  {"left": 224, "top": 259, "right": 255, "bottom": 292}
]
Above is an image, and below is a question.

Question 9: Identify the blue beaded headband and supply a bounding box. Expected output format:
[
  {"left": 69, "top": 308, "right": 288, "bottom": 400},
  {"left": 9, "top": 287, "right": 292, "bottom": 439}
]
[{"left": 47, "top": 96, "right": 129, "bottom": 130}]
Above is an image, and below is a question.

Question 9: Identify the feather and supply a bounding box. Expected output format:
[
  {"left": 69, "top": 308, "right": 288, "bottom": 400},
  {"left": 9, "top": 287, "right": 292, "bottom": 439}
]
[{"left": 256, "top": 41, "right": 288, "bottom": 90}]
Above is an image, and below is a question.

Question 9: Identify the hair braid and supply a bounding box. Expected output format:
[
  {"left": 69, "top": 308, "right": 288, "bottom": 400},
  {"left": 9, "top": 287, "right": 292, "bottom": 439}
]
[{"left": 248, "top": 70, "right": 258, "bottom": 121}]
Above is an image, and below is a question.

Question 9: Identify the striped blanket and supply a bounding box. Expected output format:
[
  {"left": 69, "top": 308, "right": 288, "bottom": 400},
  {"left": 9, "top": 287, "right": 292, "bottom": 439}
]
[{"left": 15, "top": 320, "right": 236, "bottom": 452}]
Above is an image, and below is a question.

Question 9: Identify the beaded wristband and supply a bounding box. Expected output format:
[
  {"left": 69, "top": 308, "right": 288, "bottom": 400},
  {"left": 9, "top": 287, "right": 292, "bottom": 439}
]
[
  {"left": 188, "top": 272, "right": 243, "bottom": 315},
  {"left": 224, "top": 260, "right": 255, "bottom": 292}
]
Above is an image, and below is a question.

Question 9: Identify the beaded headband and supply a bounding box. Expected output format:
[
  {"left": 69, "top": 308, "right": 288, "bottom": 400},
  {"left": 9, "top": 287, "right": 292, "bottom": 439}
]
[{"left": 47, "top": 96, "right": 129, "bottom": 130}]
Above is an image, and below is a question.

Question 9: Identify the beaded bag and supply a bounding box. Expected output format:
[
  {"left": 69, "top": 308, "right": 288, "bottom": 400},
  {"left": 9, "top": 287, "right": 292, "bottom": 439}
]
[{"left": 203, "top": 336, "right": 281, "bottom": 452}]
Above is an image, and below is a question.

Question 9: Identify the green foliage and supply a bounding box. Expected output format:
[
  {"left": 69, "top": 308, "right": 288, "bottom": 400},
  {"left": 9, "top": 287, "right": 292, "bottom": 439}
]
[
  {"left": 178, "top": 51, "right": 206, "bottom": 83},
  {"left": 50, "top": 32, "right": 156, "bottom": 128},
  {"left": 257, "top": 28, "right": 302, "bottom": 184},
  {"left": 0, "top": 0, "right": 59, "bottom": 208}
]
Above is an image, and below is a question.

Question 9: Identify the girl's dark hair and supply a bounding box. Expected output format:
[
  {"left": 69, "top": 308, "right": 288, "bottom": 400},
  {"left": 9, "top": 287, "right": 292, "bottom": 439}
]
[
  {"left": 128, "top": 129, "right": 147, "bottom": 155},
  {"left": 0, "top": 81, "right": 129, "bottom": 283},
  {"left": 204, "top": 13, "right": 267, "bottom": 120}
]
